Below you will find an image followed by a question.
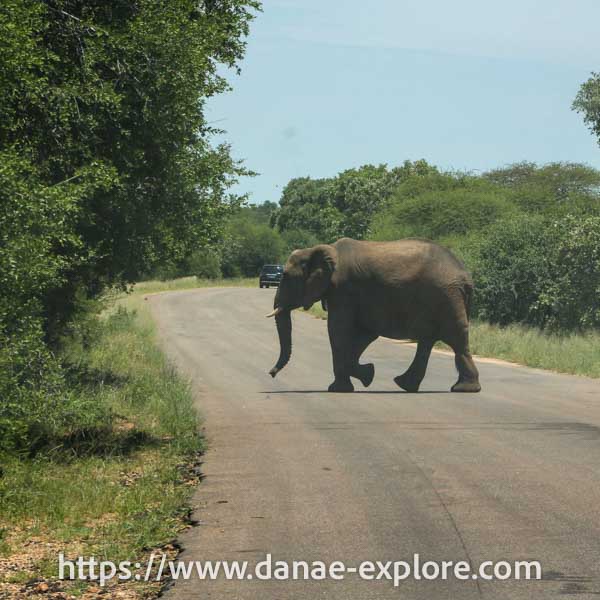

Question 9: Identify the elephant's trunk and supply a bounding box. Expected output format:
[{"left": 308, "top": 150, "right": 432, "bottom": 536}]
[{"left": 269, "top": 309, "right": 292, "bottom": 377}]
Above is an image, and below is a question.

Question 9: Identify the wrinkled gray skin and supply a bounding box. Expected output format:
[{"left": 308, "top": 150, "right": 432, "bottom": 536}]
[{"left": 269, "top": 237, "right": 481, "bottom": 393}]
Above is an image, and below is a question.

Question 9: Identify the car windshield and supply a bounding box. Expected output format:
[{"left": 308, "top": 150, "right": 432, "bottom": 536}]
[{"left": 262, "top": 265, "right": 282, "bottom": 274}]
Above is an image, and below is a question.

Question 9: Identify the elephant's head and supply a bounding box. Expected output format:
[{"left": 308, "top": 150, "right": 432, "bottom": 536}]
[{"left": 267, "top": 244, "right": 337, "bottom": 377}]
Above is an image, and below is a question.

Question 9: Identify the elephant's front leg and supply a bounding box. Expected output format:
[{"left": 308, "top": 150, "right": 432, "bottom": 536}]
[
  {"left": 394, "top": 339, "right": 434, "bottom": 392},
  {"left": 327, "top": 308, "right": 355, "bottom": 392},
  {"left": 350, "top": 330, "right": 377, "bottom": 388}
]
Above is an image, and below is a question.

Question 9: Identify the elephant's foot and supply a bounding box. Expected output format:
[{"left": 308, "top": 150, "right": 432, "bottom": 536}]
[
  {"left": 353, "top": 363, "right": 374, "bottom": 388},
  {"left": 451, "top": 380, "right": 481, "bottom": 393},
  {"left": 328, "top": 378, "right": 354, "bottom": 393},
  {"left": 394, "top": 372, "right": 422, "bottom": 393}
]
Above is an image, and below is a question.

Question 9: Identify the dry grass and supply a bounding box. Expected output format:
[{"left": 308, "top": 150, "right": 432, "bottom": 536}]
[
  {"left": 0, "top": 300, "right": 203, "bottom": 598},
  {"left": 131, "top": 276, "right": 255, "bottom": 295}
]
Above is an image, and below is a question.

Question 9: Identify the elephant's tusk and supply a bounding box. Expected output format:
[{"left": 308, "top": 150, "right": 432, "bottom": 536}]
[{"left": 265, "top": 307, "right": 283, "bottom": 318}]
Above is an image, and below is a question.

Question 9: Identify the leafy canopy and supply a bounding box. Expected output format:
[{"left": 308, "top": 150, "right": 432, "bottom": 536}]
[{"left": 0, "top": 0, "right": 259, "bottom": 452}]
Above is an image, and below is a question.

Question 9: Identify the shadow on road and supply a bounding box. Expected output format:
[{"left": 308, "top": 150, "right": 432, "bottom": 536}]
[{"left": 262, "top": 389, "right": 452, "bottom": 395}]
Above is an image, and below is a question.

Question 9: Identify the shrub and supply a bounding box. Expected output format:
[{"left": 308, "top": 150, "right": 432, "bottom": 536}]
[
  {"left": 221, "top": 222, "right": 284, "bottom": 277},
  {"left": 371, "top": 179, "right": 520, "bottom": 240},
  {"left": 541, "top": 215, "right": 600, "bottom": 329},
  {"left": 469, "top": 214, "right": 600, "bottom": 330},
  {"left": 187, "top": 248, "right": 222, "bottom": 280},
  {"left": 280, "top": 229, "right": 320, "bottom": 256},
  {"left": 484, "top": 161, "right": 600, "bottom": 212},
  {"left": 469, "top": 215, "right": 556, "bottom": 326}
]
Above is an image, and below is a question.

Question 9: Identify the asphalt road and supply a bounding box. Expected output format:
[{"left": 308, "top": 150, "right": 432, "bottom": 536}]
[{"left": 149, "top": 287, "right": 600, "bottom": 599}]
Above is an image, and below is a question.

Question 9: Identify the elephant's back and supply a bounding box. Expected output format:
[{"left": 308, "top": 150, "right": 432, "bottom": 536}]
[{"left": 334, "top": 237, "right": 470, "bottom": 285}]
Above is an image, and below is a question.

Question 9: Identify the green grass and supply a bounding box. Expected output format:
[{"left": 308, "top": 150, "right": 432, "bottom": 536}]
[
  {"left": 131, "top": 275, "right": 255, "bottom": 295},
  {"left": 0, "top": 298, "right": 203, "bottom": 595},
  {"left": 306, "top": 305, "right": 600, "bottom": 378},
  {"left": 308, "top": 303, "right": 327, "bottom": 320},
  {"left": 469, "top": 321, "right": 600, "bottom": 378}
]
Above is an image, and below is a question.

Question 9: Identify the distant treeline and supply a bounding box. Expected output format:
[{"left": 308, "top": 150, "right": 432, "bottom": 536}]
[{"left": 163, "top": 159, "right": 600, "bottom": 332}]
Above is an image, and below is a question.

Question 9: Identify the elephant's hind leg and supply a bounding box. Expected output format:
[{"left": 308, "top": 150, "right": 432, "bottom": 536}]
[
  {"left": 394, "top": 339, "right": 434, "bottom": 393},
  {"left": 350, "top": 330, "right": 377, "bottom": 388},
  {"left": 446, "top": 328, "right": 481, "bottom": 393}
]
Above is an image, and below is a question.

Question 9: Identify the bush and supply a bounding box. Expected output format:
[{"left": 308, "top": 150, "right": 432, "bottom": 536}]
[
  {"left": 0, "top": 313, "right": 111, "bottom": 456},
  {"left": 280, "top": 229, "right": 320, "bottom": 256},
  {"left": 469, "top": 215, "right": 556, "bottom": 326},
  {"left": 469, "top": 214, "right": 600, "bottom": 330},
  {"left": 371, "top": 178, "right": 520, "bottom": 240},
  {"left": 221, "top": 222, "right": 284, "bottom": 277},
  {"left": 484, "top": 161, "right": 600, "bottom": 212},
  {"left": 187, "top": 248, "right": 222, "bottom": 279},
  {"left": 542, "top": 215, "right": 600, "bottom": 329}
]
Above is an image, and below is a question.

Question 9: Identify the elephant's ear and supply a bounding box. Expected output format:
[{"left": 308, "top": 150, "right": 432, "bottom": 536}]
[{"left": 303, "top": 245, "right": 337, "bottom": 310}]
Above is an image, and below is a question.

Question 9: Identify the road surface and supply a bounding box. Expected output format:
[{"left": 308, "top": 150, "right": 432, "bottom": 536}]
[{"left": 149, "top": 287, "right": 600, "bottom": 599}]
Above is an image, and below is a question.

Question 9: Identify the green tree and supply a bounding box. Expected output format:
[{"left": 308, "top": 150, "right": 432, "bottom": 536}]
[
  {"left": 280, "top": 229, "right": 320, "bottom": 256},
  {"left": 240, "top": 201, "right": 279, "bottom": 225},
  {"left": 1, "top": 0, "right": 258, "bottom": 327},
  {"left": 483, "top": 162, "right": 600, "bottom": 212},
  {"left": 468, "top": 214, "right": 600, "bottom": 330},
  {"left": 469, "top": 215, "right": 556, "bottom": 326},
  {"left": 273, "top": 160, "right": 437, "bottom": 241},
  {"left": 0, "top": 0, "right": 259, "bottom": 452},
  {"left": 574, "top": 72, "right": 600, "bottom": 147},
  {"left": 540, "top": 215, "right": 600, "bottom": 329},
  {"left": 185, "top": 248, "right": 222, "bottom": 279},
  {"left": 272, "top": 176, "right": 341, "bottom": 240},
  {"left": 370, "top": 171, "right": 518, "bottom": 241},
  {"left": 221, "top": 221, "right": 284, "bottom": 277}
]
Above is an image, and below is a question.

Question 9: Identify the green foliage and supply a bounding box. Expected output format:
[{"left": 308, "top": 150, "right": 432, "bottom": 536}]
[
  {"left": 186, "top": 248, "right": 222, "bottom": 280},
  {"left": 467, "top": 215, "right": 556, "bottom": 327},
  {"left": 272, "top": 176, "right": 341, "bottom": 241},
  {"left": 0, "top": 0, "right": 258, "bottom": 454},
  {"left": 469, "top": 215, "right": 600, "bottom": 330},
  {"left": 542, "top": 215, "right": 600, "bottom": 329},
  {"left": 280, "top": 229, "right": 320, "bottom": 256},
  {"left": 0, "top": 299, "right": 204, "bottom": 575},
  {"left": 239, "top": 201, "right": 279, "bottom": 225},
  {"left": 221, "top": 221, "right": 284, "bottom": 277},
  {"left": 272, "top": 160, "right": 438, "bottom": 241},
  {"left": 483, "top": 161, "right": 600, "bottom": 212},
  {"left": 370, "top": 169, "right": 521, "bottom": 241},
  {"left": 274, "top": 156, "right": 600, "bottom": 333},
  {"left": 329, "top": 164, "right": 405, "bottom": 239},
  {"left": 371, "top": 175, "right": 519, "bottom": 240},
  {"left": 573, "top": 72, "right": 600, "bottom": 148},
  {"left": 0, "top": 309, "right": 111, "bottom": 456}
]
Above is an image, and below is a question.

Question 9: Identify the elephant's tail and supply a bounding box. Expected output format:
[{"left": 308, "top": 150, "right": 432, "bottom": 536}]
[{"left": 463, "top": 282, "right": 473, "bottom": 320}]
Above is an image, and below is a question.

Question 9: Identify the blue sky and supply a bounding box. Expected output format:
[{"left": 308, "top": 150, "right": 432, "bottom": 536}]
[{"left": 207, "top": 0, "right": 600, "bottom": 204}]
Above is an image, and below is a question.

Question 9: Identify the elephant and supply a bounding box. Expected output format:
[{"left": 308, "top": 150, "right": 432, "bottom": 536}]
[{"left": 267, "top": 237, "right": 481, "bottom": 393}]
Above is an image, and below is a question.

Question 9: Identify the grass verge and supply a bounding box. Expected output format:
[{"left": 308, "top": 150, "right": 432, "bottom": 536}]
[
  {"left": 0, "top": 297, "right": 203, "bottom": 599},
  {"left": 468, "top": 321, "right": 600, "bottom": 378},
  {"left": 132, "top": 275, "right": 255, "bottom": 295},
  {"left": 306, "top": 305, "right": 600, "bottom": 378}
]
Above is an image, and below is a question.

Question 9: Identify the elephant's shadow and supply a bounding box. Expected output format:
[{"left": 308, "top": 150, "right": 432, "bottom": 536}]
[{"left": 262, "top": 389, "right": 452, "bottom": 395}]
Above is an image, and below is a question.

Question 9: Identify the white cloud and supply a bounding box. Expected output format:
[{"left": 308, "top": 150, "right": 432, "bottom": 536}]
[{"left": 263, "top": 0, "right": 600, "bottom": 67}]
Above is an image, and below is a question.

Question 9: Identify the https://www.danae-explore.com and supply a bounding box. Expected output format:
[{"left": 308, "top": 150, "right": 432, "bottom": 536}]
[{"left": 58, "top": 552, "right": 542, "bottom": 587}]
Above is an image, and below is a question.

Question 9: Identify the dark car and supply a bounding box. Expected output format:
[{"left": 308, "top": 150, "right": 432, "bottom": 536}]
[{"left": 259, "top": 264, "right": 283, "bottom": 288}]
